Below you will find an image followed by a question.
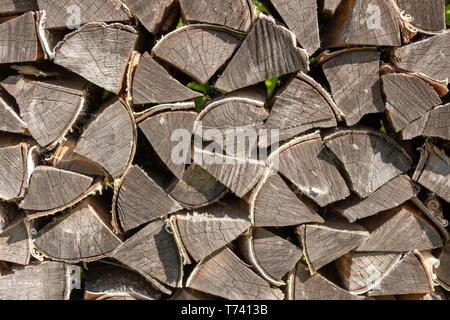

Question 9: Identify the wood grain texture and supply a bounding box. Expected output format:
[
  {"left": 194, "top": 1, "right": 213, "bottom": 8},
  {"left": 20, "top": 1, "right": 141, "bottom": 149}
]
[
  {"left": 174, "top": 198, "right": 251, "bottom": 262},
  {"left": 74, "top": 98, "right": 136, "bottom": 179},
  {"left": 122, "top": 0, "right": 175, "bottom": 34},
  {"left": 0, "top": 0, "right": 38, "bottom": 15},
  {"left": 395, "top": 0, "right": 446, "bottom": 33},
  {"left": 324, "top": 130, "right": 412, "bottom": 198},
  {"left": 179, "top": 0, "right": 254, "bottom": 32},
  {"left": 321, "top": 0, "right": 401, "bottom": 47},
  {"left": 321, "top": 49, "right": 384, "bottom": 126},
  {"left": 0, "top": 143, "right": 28, "bottom": 201},
  {"left": 331, "top": 174, "right": 416, "bottom": 223},
  {"left": 186, "top": 247, "right": 284, "bottom": 300},
  {"left": 0, "top": 92, "right": 27, "bottom": 134},
  {"left": 276, "top": 132, "right": 350, "bottom": 207},
  {"left": 19, "top": 166, "right": 93, "bottom": 211},
  {"left": 215, "top": 15, "right": 309, "bottom": 93},
  {"left": 0, "top": 217, "right": 30, "bottom": 265},
  {"left": 323, "top": 0, "right": 343, "bottom": 16},
  {"left": 54, "top": 23, "right": 138, "bottom": 93},
  {"left": 114, "top": 165, "right": 182, "bottom": 233},
  {"left": 437, "top": 242, "right": 450, "bottom": 289},
  {"left": 401, "top": 103, "right": 450, "bottom": 141},
  {"left": 382, "top": 73, "right": 441, "bottom": 132},
  {"left": 153, "top": 26, "right": 241, "bottom": 84}
]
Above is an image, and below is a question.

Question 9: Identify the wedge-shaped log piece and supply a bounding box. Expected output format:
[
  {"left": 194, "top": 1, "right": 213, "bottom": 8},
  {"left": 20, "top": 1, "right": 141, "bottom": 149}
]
[
  {"left": 0, "top": 92, "right": 27, "bottom": 134},
  {"left": 0, "top": 12, "right": 42, "bottom": 64},
  {"left": 0, "top": 216, "right": 30, "bottom": 265},
  {"left": 321, "top": 49, "right": 384, "bottom": 126},
  {"left": 167, "top": 164, "right": 227, "bottom": 209},
  {"left": 275, "top": 131, "right": 349, "bottom": 207},
  {"left": 186, "top": 247, "right": 284, "bottom": 300},
  {"left": 2, "top": 76, "right": 87, "bottom": 148},
  {"left": 356, "top": 204, "right": 443, "bottom": 252},
  {"left": 270, "top": 0, "right": 320, "bottom": 55},
  {"left": 122, "top": 0, "right": 175, "bottom": 34},
  {"left": 215, "top": 15, "right": 308, "bottom": 93},
  {"left": 299, "top": 219, "right": 369, "bottom": 272},
  {"left": 153, "top": 26, "right": 241, "bottom": 84},
  {"left": 0, "top": 142, "right": 30, "bottom": 201},
  {"left": 321, "top": 0, "right": 401, "bottom": 47},
  {"left": 139, "top": 111, "right": 197, "bottom": 179},
  {"left": 323, "top": 0, "right": 343, "bottom": 16},
  {"left": 0, "top": 261, "right": 71, "bottom": 300},
  {"left": 395, "top": 0, "right": 446, "bottom": 34},
  {"left": 74, "top": 98, "right": 136, "bottom": 179},
  {"left": 337, "top": 251, "right": 403, "bottom": 294},
  {"left": 173, "top": 198, "right": 250, "bottom": 262},
  {"left": 179, "top": 0, "right": 254, "bottom": 32},
  {"left": 382, "top": 73, "right": 441, "bottom": 132},
  {"left": 331, "top": 175, "right": 416, "bottom": 223},
  {"left": 130, "top": 52, "right": 202, "bottom": 105},
  {"left": 368, "top": 252, "right": 430, "bottom": 296},
  {"left": 54, "top": 23, "right": 138, "bottom": 93},
  {"left": 286, "top": 263, "right": 367, "bottom": 300},
  {"left": 19, "top": 166, "right": 93, "bottom": 211},
  {"left": 401, "top": 103, "right": 450, "bottom": 141},
  {"left": 250, "top": 170, "right": 324, "bottom": 227},
  {"left": 112, "top": 219, "right": 181, "bottom": 294},
  {"left": 0, "top": 0, "right": 38, "bottom": 15},
  {"left": 413, "top": 144, "right": 449, "bottom": 203},
  {"left": 437, "top": 242, "right": 450, "bottom": 290},
  {"left": 113, "top": 165, "right": 182, "bottom": 233},
  {"left": 324, "top": 130, "right": 412, "bottom": 198},
  {"left": 34, "top": 199, "right": 122, "bottom": 263},
  {"left": 240, "top": 228, "right": 303, "bottom": 286},
  {"left": 393, "top": 32, "right": 450, "bottom": 82},
  {"left": 37, "top": 0, "right": 131, "bottom": 29},
  {"left": 264, "top": 73, "right": 339, "bottom": 143}
]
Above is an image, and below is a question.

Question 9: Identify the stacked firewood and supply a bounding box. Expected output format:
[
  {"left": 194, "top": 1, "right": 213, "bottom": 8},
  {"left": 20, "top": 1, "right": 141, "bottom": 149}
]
[{"left": 0, "top": 0, "right": 449, "bottom": 300}]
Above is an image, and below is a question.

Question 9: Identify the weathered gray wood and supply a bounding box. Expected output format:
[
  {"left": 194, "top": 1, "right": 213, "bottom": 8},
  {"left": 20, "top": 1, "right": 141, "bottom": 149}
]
[
  {"left": 324, "top": 130, "right": 412, "bottom": 198},
  {"left": 0, "top": 0, "right": 38, "bottom": 15},
  {"left": 0, "top": 91, "right": 27, "bottom": 134},
  {"left": 395, "top": 0, "right": 446, "bottom": 33},
  {"left": 437, "top": 242, "right": 450, "bottom": 290},
  {"left": 321, "top": 0, "right": 401, "bottom": 47},
  {"left": 122, "top": 0, "right": 175, "bottom": 34},
  {"left": 270, "top": 0, "right": 320, "bottom": 55},
  {"left": 34, "top": 198, "right": 122, "bottom": 262},
  {"left": 0, "top": 12, "right": 42, "bottom": 64},
  {"left": 299, "top": 219, "right": 369, "bottom": 272},
  {"left": 153, "top": 25, "right": 241, "bottom": 84},
  {"left": 275, "top": 131, "right": 350, "bottom": 207},
  {"left": 331, "top": 174, "right": 416, "bottom": 223},
  {"left": 0, "top": 216, "right": 30, "bottom": 265},
  {"left": 0, "top": 142, "right": 29, "bottom": 201},
  {"left": 186, "top": 247, "right": 284, "bottom": 300},
  {"left": 215, "top": 14, "right": 308, "bottom": 93},
  {"left": 393, "top": 32, "right": 450, "bottom": 82},
  {"left": 179, "top": 0, "right": 254, "bottom": 32},
  {"left": 113, "top": 165, "right": 182, "bottom": 233},
  {"left": 129, "top": 51, "right": 202, "bottom": 105},
  {"left": 382, "top": 73, "right": 442, "bottom": 132},
  {"left": 54, "top": 23, "right": 138, "bottom": 93},
  {"left": 172, "top": 198, "right": 250, "bottom": 262},
  {"left": 323, "top": 0, "right": 343, "bottom": 16},
  {"left": 250, "top": 170, "right": 324, "bottom": 227},
  {"left": 264, "top": 72, "right": 338, "bottom": 142},
  {"left": 401, "top": 103, "right": 450, "bottom": 141},
  {"left": 112, "top": 219, "right": 181, "bottom": 293},
  {"left": 74, "top": 98, "right": 136, "bottom": 179},
  {"left": 139, "top": 111, "right": 197, "bottom": 179},
  {"left": 321, "top": 49, "right": 384, "bottom": 126},
  {"left": 19, "top": 166, "right": 93, "bottom": 211}
]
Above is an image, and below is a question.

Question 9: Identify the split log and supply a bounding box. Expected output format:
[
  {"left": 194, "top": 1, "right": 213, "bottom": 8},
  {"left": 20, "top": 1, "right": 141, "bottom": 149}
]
[
  {"left": 186, "top": 247, "right": 284, "bottom": 300},
  {"left": 249, "top": 169, "right": 324, "bottom": 227},
  {"left": 112, "top": 165, "right": 182, "bottom": 233},
  {"left": 0, "top": 89, "right": 27, "bottom": 135},
  {"left": 112, "top": 219, "right": 182, "bottom": 294},
  {"left": 323, "top": 129, "right": 413, "bottom": 198},
  {"left": 74, "top": 98, "right": 136, "bottom": 179},
  {"left": 0, "top": 0, "right": 38, "bottom": 15},
  {"left": 128, "top": 51, "right": 202, "bottom": 105},
  {"left": 33, "top": 198, "right": 122, "bottom": 263},
  {"left": 298, "top": 218, "right": 369, "bottom": 272},
  {"left": 331, "top": 174, "right": 417, "bottom": 223},
  {"left": 122, "top": 0, "right": 175, "bottom": 34},
  {"left": 215, "top": 14, "right": 309, "bottom": 93},
  {"left": 320, "top": 48, "right": 384, "bottom": 126},
  {"left": 264, "top": 72, "right": 339, "bottom": 143},
  {"left": 170, "top": 198, "right": 251, "bottom": 262},
  {"left": 322, "top": 0, "right": 343, "bottom": 16},
  {"left": 0, "top": 12, "right": 43, "bottom": 64},
  {"left": 394, "top": 0, "right": 446, "bottom": 34},
  {"left": 54, "top": 23, "right": 138, "bottom": 93},
  {"left": 401, "top": 103, "right": 450, "bottom": 141},
  {"left": 321, "top": 0, "right": 401, "bottom": 48},
  {"left": 413, "top": 144, "right": 449, "bottom": 203},
  {"left": 239, "top": 228, "right": 303, "bottom": 286},
  {"left": 437, "top": 242, "right": 450, "bottom": 291},
  {"left": 179, "top": 0, "right": 254, "bottom": 32},
  {"left": 152, "top": 25, "right": 242, "bottom": 84},
  {"left": 0, "top": 215, "right": 30, "bottom": 265}
]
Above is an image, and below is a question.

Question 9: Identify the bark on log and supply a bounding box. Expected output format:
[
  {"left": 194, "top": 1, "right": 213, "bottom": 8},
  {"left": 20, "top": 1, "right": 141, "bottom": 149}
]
[
  {"left": 122, "top": 0, "right": 175, "bottom": 34},
  {"left": 395, "top": 0, "right": 446, "bottom": 34},
  {"left": 0, "top": 215, "right": 30, "bottom": 265},
  {"left": 401, "top": 103, "right": 450, "bottom": 141}
]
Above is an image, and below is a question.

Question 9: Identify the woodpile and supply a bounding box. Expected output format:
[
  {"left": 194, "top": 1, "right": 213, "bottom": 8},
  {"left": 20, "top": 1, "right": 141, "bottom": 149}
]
[{"left": 0, "top": 0, "right": 449, "bottom": 301}]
